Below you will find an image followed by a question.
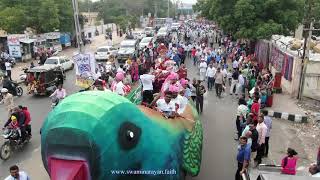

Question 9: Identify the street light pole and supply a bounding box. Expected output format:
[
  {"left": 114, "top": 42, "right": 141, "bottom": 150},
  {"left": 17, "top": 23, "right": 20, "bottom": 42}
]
[
  {"left": 72, "top": 0, "right": 83, "bottom": 53},
  {"left": 167, "top": 0, "right": 170, "bottom": 18}
]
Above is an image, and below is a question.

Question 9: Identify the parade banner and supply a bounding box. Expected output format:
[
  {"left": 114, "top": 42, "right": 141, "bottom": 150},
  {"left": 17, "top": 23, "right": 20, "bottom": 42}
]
[{"left": 73, "top": 53, "right": 96, "bottom": 88}]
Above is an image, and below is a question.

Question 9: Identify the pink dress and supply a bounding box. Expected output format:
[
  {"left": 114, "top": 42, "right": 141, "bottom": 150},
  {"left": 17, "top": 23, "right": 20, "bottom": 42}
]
[
  {"left": 281, "top": 156, "right": 298, "bottom": 175},
  {"left": 131, "top": 62, "right": 139, "bottom": 81}
]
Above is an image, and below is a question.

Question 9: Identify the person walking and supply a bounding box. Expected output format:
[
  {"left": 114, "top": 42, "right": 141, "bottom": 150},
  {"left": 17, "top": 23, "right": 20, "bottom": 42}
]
[
  {"left": 199, "top": 59, "right": 207, "bottom": 81},
  {"left": 214, "top": 67, "right": 224, "bottom": 98},
  {"left": 263, "top": 111, "right": 272, "bottom": 157},
  {"left": 190, "top": 79, "right": 197, "bottom": 102},
  {"left": 235, "top": 136, "right": 251, "bottom": 180},
  {"left": 0, "top": 88, "right": 14, "bottom": 117},
  {"left": 255, "top": 113, "right": 268, "bottom": 165},
  {"left": 230, "top": 69, "right": 239, "bottom": 95},
  {"left": 206, "top": 63, "right": 216, "bottom": 91},
  {"left": 195, "top": 80, "right": 206, "bottom": 114},
  {"left": 5, "top": 60, "right": 12, "bottom": 81},
  {"left": 236, "top": 98, "right": 248, "bottom": 140}
]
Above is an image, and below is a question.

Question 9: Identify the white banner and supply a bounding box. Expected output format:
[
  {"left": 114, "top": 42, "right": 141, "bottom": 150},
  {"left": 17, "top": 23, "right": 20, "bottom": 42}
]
[
  {"left": 8, "top": 45, "right": 22, "bottom": 58},
  {"left": 7, "top": 34, "right": 27, "bottom": 45},
  {"left": 73, "top": 53, "right": 96, "bottom": 88}
]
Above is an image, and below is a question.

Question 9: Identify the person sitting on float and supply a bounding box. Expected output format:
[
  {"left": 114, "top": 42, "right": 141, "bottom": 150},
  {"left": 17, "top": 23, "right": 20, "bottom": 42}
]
[
  {"left": 155, "top": 91, "right": 177, "bottom": 119},
  {"left": 169, "top": 84, "right": 187, "bottom": 115},
  {"left": 111, "top": 72, "right": 125, "bottom": 96},
  {"left": 160, "top": 72, "right": 180, "bottom": 96}
]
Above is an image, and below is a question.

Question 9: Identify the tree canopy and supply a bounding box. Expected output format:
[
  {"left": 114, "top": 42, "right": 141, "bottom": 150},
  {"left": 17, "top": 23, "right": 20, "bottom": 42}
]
[
  {"left": 194, "top": 0, "right": 306, "bottom": 40},
  {"left": 0, "top": 0, "right": 74, "bottom": 34},
  {"left": 79, "top": 0, "right": 176, "bottom": 31}
]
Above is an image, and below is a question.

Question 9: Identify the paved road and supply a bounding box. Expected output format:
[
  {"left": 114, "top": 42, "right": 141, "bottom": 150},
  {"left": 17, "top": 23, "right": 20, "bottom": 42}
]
[
  {"left": 0, "top": 33, "right": 123, "bottom": 179},
  {"left": 0, "top": 33, "right": 309, "bottom": 179}
]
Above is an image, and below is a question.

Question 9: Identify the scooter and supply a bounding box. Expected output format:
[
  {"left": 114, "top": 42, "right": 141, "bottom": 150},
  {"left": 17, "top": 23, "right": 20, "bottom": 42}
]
[{"left": 0, "top": 82, "right": 23, "bottom": 101}]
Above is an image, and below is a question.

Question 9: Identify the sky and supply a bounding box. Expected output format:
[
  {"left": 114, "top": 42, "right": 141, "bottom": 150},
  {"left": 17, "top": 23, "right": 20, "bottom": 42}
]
[{"left": 91, "top": 0, "right": 197, "bottom": 4}]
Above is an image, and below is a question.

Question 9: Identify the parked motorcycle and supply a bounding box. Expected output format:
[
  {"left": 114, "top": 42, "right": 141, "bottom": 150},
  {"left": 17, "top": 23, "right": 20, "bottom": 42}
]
[
  {"left": 0, "top": 82, "right": 23, "bottom": 101},
  {"left": 0, "top": 127, "right": 31, "bottom": 160}
]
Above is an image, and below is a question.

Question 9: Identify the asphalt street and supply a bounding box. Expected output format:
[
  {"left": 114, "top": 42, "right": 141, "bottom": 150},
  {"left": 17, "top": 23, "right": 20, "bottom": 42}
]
[{"left": 0, "top": 56, "right": 239, "bottom": 180}]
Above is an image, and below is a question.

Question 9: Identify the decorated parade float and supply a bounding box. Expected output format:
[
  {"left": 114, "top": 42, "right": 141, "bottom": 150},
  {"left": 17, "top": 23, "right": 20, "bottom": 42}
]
[{"left": 40, "top": 48, "right": 203, "bottom": 180}]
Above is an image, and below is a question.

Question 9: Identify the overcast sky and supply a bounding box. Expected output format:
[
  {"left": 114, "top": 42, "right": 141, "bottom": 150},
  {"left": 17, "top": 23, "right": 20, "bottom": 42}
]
[
  {"left": 91, "top": 0, "right": 197, "bottom": 4},
  {"left": 182, "top": 0, "right": 197, "bottom": 4}
]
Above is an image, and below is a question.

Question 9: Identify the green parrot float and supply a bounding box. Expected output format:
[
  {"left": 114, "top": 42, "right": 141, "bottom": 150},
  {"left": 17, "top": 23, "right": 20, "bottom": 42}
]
[{"left": 41, "top": 90, "right": 203, "bottom": 180}]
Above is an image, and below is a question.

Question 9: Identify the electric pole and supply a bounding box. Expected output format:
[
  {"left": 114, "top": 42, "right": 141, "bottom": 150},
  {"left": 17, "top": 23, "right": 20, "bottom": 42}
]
[
  {"left": 72, "top": 0, "right": 83, "bottom": 53},
  {"left": 154, "top": 2, "right": 158, "bottom": 18},
  {"left": 167, "top": 0, "right": 170, "bottom": 18}
]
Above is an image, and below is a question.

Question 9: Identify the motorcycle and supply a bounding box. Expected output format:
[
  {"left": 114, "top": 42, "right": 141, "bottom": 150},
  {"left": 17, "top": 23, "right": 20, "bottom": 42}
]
[
  {"left": 0, "top": 82, "right": 23, "bottom": 101},
  {"left": 0, "top": 127, "right": 31, "bottom": 160},
  {"left": 51, "top": 96, "right": 62, "bottom": 109}
]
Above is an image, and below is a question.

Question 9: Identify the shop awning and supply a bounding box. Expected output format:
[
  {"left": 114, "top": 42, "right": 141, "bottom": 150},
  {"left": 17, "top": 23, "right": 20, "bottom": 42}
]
[{"left": 20, "top": 39, "right": 35, "bottom": 44}]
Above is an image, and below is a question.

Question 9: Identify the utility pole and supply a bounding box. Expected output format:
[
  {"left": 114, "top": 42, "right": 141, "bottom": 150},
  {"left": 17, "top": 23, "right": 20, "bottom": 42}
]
[
  {"left": 298, "top": 21, "right": 314, "bottom": 100},
  {"left": 154, "top": 2, "right": 158, "bottom": 18},
  {"left": 167, "top": 0, "right": 170, "bottom": 18},
  {"left": 72, "top": 0, "right": 83, "bottom": 53},
  {"left": 297, "top": 0, "right": 314, "bottom": 100}
]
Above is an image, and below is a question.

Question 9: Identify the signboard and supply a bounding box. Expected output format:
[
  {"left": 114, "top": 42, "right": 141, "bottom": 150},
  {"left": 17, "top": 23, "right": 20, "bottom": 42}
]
[
  {"left": 44, "top": 32, "right": 60, "bottom": 40},
  {"left": 8, "top": 45, "right": 22, "bottom": 58},
  {"left": 7, "top": 34, "right": 27, "bottom": 58},
  {"left": 7, "top": 34, "right": 27, "bottom": 45},
  {"left": 73, "top": 53, "right": 96, "bottom": 88}
]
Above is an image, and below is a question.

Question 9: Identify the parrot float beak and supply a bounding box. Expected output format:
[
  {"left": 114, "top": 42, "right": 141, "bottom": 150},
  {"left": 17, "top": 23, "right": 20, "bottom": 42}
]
[{"left": 49, "top": 157, "right": 90, "bottom": 180}]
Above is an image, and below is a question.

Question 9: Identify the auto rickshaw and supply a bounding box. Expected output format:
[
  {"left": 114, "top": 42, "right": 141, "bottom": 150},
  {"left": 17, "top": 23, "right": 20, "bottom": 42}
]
[{"left": 26, "top": 66, "right": 64, "bottom": 96}]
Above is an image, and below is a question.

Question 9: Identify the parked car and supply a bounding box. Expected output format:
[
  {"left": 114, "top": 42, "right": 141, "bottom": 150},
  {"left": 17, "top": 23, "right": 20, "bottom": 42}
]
[
  {"left": 43, "top": 56, "right": 74, "bottom": 71},
  {"left": 156, "top": 27, "right": 168, "bottom": 38},
  {"left": 95, "top": 46, "right": 118, "bottom": 61},
  {"left": 117, "top": 40, "right": 139, "bottom": 63},
  {"left": 139, "top": 37, "right": 154, "bottom": 50},
  {"left": 171, "top": 23, "right": 180, "bottom": 32},
  {"left": 144, "top": 27, "right": 154, "bottom": 37},
  {"left": 132, "top": 31, "right": 146, "bottom": 40}
]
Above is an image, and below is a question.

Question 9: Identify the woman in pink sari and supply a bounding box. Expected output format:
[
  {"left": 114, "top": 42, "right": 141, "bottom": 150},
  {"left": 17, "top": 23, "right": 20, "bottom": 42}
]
[{"left": 131, "top": 59, "right": 139, "bottom": 82}]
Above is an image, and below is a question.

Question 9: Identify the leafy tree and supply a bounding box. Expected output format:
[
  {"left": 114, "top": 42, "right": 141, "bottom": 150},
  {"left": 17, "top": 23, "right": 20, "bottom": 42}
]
[
  {"left": 37, "top": 0, "right": 60, "bottom": 33},
  {"left": 194, "top": 0, "right": 305, "bottom": 40},
  {"left": 0, "top": 7, "right": 26, "bottom": 33}
]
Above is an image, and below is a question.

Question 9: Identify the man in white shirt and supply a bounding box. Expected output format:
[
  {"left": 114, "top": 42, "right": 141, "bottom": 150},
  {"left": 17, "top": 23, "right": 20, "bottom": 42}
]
[
  {"left": 113, "top": 80, "right": 125, "bottom": 96},
  {"left": 140, "top": 69, "right": 155, "bottom": 104},
  {"left": 50, "top": 84, "right": 66, "bottom": 100},
  {"left": 232, "top": 59, "right": 239, "bottom": 70},
  {"left": 206, "top": 63, "right": 216, "bottom": 91},
  {"left": 237, "top": 71, "right": 245, "bottom": 96},
  {"left": 5, "top": 165, "right": 30, "bottom": 180},
  {"left": 156, "top": 92, "right": 176, "bottom": 118},
  {"left": 255, "top": 114, "right": 268, "bottom": 165},
  {"left": 199, "top": 59, "right": 207, "bottom": 81},
  {"left": 5, "top": 61, "right": 12, "bottom": 80},
  {"left": 171, "top": 90, "right": 185, "bottom": 115}
]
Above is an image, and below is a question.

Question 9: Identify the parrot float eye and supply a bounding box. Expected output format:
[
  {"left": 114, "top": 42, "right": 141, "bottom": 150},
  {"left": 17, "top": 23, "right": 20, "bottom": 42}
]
[
  {"left": 127, "top": 130, "right": 134, "bottom": 140},
  {"left": 118, "top": 122, "right": 141, "bottom": 150}
]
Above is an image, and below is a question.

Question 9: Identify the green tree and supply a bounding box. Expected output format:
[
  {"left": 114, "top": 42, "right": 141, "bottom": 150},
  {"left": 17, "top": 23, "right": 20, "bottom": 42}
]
[
  {"left": 194, "top": 0, "right": 305, "bottom": 40},
  {"left": 37, "top": 0, "right": 60, "bottom": 33},
  {"left": 0, "top": 7, "right": 26, "bottom": 33}
]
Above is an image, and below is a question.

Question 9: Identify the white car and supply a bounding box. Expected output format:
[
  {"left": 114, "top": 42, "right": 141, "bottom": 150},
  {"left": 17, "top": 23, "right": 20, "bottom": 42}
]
[
  {"left": 132, "top": 31, "right": 146, "bottom": 40},
  {"left": 43, "top": 56, "right": 74, "bottom": 71},
  {"left": 171, "top": 23, "right": 180, "bottom": 31},
  {"left": 157, "top": 27, "right": 168, "bottom": 37},
  {"left": 144, "top": 27, "right": 154, "bottom": 37},
  {"left": 139, "top": 37, "right": 154, "bottom": 50},
  {"left": 95, "top": 46, "right": 118, "bottom": 61}
]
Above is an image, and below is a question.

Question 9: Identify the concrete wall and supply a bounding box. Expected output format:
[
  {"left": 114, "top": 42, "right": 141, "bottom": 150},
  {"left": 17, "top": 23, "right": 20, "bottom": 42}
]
[
  {"left": 83, "top": 23, "right": 116, "bottom": 39},
  {"left": 303, "top": 61, "right": 320, "bottom": 100}
]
